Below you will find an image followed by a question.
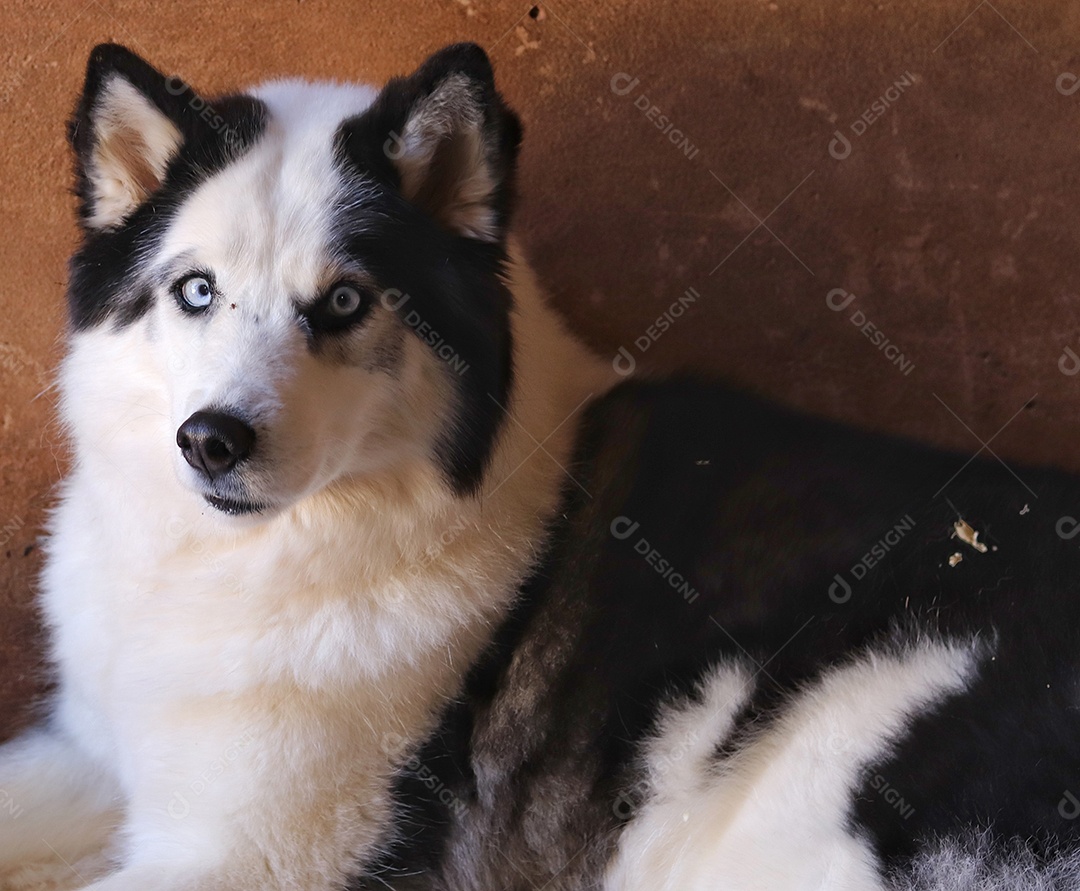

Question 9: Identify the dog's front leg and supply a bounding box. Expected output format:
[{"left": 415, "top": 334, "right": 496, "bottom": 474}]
[
  {"left": 69, "top": 692, "right": 397, "bottom": 891},
  {"left": 0, "top": 728, "right": 122, "bottom": 876}
]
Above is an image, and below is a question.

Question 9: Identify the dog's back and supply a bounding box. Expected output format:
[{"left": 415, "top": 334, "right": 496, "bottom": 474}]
[{"left": 361, "top": 380, "right": 1080, "bottom": 890}]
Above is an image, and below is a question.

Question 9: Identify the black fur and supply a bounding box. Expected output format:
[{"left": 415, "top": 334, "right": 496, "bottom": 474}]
[
  {"left": 329, "top": 201, "right": 514, "bottom": 496},
  {"left": 356, "top": 379, "right": 1080, "bottom": 890},
  {"left": 67, "top": 44, "right": 266, "bottom": 330},
  {"left": 334, "top": 43, "right": 520, "bottom": 495}
]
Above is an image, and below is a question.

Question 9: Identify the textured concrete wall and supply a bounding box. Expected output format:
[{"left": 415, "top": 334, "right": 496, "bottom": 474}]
[{"left": 2, "top": 0, "right": 1079, "bottom": 733}]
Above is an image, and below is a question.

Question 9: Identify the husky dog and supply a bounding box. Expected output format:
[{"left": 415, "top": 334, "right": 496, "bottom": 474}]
[{"left": 2, "top": 41, "right": 1080, "bottom": 891}]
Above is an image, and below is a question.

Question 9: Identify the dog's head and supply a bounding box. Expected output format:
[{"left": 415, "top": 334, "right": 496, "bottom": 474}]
[{"left": 65, "top": 43, "right": 521, "bottom": 518}]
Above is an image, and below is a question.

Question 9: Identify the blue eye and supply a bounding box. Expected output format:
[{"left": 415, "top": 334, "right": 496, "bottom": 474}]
[
  {"left": 179, "top": 275, "right": 213, "bottom": 310},
  {"left": 328, "top": 283, "right": 363, "bottom": 316}
]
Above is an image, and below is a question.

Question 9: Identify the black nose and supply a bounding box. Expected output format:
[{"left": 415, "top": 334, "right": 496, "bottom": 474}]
[{"left": 176, "top": 410, "right": 256, "bottom": 483}]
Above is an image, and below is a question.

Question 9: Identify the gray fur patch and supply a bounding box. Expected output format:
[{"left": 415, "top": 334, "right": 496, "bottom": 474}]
[{"left": 895, "top": 833, "right": 1080, "bottom": 891}]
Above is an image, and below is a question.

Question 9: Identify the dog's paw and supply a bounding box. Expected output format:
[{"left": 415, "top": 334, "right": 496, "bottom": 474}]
[
  {"left": 0, "top": 860, "right": 88, "bottom": 891},
  {"left": 0, "top": 849, "right": 112, "bottom": 891}
]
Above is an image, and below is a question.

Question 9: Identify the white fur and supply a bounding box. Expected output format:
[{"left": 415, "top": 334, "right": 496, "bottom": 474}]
[
  {"left": 0, "top": 77, "right": 613, "bottom": 891},
  {"left": 604, "top": 640, "right": 981, "bottom": 891}
]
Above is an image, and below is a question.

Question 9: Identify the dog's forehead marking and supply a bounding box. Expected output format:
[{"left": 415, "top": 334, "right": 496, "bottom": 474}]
[{"left": 160, "top": 80, "right": 379, "bottom": 310}]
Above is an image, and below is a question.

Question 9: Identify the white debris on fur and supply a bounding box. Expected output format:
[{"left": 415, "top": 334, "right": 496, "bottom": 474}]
[
  {"left": 895, "top": 834, "right": 1080, "bottom": 891},
  {"left": 953, "top": 519, "right": 989, "bottom": 554}
]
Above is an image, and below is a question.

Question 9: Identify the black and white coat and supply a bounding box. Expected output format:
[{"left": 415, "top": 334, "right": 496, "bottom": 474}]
[{"left": 0, "top": 42, "right": 1077, "bottom": 891}]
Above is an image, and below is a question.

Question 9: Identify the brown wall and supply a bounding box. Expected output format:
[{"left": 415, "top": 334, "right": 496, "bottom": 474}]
[{"left": 3, "top": 0, "right": 1080, "bottom": 734}]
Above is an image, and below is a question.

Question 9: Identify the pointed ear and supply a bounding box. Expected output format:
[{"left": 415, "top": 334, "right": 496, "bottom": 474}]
[
  {"left": 69, "top": 45, "right": 193, "bottom": 230},
  {"left": 341, "top": 43, "right": 522, "bottom": 242}
]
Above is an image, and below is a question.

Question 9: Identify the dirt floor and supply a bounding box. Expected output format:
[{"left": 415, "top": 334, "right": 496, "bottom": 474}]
[{"left": 2, "top": 0, "right": 1080, "bottom": 736}]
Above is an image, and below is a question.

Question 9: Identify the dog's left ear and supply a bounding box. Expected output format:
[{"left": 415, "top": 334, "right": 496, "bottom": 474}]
[
  {"left": 69, "top": 44, "right": 264, "bottom": 232},
  {"left": 341, "top": 43, "right": 522, "bottom": 242},
  {"left": 69, "top": 45, "right": 197, "bottom": 230}
]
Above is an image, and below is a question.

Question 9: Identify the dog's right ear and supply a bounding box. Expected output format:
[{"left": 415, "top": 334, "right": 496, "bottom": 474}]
[
  {"left": 69, "top": 45, "right": 193, "bottom": 231},
  {"left": 339, "top": 43, "right": 522, "bottom": 244}
]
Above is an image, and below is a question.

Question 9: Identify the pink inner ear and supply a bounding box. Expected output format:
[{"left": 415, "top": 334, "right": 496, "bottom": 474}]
[
  {"left": 98, "top": 122, "right": 161, "bottom": 197},
  {"left": 407, "top": 126, "right": 497, "bottom": 242},
  {"left": 392, "top": 81, "right": 499, "bottom": 242},
  {"left": 85, "top": 77, "right": 183, "bottom": 229}
]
